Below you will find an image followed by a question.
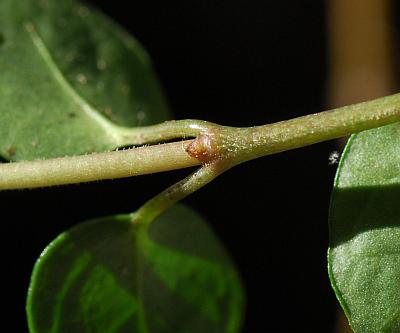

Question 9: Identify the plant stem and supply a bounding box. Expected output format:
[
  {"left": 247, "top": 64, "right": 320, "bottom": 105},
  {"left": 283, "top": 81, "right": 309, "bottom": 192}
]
[
  {"left": 0, "top": 141, "right": 199, "bottom": 190},
  {"left": 0, "top": 93, "right": 399, "bottom": 190},
  {"left": 114, "top": 119, "right": 213, "bottom": 146},
  {"left": 220, "top": 93, "right": 400, "bottom": 165},
  {"left": 131, "top": 163, "right": 225, "bottom": 226}
]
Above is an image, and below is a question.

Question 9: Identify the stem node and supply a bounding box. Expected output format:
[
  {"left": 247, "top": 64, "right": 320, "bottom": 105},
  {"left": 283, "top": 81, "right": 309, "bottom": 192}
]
[{"left": 186, "top": 133, "right": 219, "bottom": 164}]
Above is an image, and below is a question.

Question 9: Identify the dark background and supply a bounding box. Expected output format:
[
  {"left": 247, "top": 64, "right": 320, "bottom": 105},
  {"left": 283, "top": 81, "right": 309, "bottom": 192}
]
[
  {"left": 2, "top": 1, "right": 359, "bottom": 332},
  {"left": 83, "top": 2, "right": 336, "bottom": 332}
]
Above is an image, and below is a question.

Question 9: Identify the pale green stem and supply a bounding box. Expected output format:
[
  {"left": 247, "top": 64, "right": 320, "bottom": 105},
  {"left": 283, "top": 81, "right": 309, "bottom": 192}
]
[
  {"left": 131, "top": 163, "right": 226, "bottom": 226},
  {"left": 0, "top": 93, "right": 399, "bottom": 191},
  {"left": 0, "top": 141, "right": 199, "bottom": 190},
  {"left": 132, "top": 94, "right": 399, "bottom": 226},
  {"left": 219, "top": 93, "right": 400, "bottom": 165},
  {"left": 114, "top": 119, "right": 214, "bottom": 146}
]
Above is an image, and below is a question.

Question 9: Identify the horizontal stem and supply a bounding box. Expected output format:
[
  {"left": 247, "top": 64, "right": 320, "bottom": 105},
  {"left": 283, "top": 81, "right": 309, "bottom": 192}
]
[
  {"left": 114, "top": 119, "right": 214, "bottom": 146},
  {"left": 0, "top": 93, "right": 399, "bottom": 191},
  {"left": 0, "top": 141, "right": 199, "bottom": 190},
  {"left": 224, "top": 93, "right": 400, "bottom": 164}
]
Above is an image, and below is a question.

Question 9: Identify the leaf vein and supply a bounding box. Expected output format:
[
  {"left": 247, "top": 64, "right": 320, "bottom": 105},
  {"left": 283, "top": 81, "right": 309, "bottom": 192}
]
[{"left": 24, "top": 22, "right": 122, "bottom": 144}]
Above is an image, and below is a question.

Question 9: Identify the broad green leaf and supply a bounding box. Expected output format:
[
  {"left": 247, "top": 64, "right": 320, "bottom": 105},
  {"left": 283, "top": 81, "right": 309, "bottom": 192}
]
[
  {"left": 0, "top": 0, "right": 169, "bottom": 160},
  {"left": 27, "top": 204, "right": 244, "bottom": 333},
  {"left": 328, "top": 123, "right": 400, "bottom": 333}
]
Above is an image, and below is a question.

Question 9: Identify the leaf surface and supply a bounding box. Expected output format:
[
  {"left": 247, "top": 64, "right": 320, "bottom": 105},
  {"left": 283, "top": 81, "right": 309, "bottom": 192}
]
[
  {"left": 0, "top": 0, "right": 169, "bottom": 160},
  {"left": 328, "top": 123, "right": 400, "bottom": 333},
  {"left": 27, "top": 205, "right": 244, "bottom": 333}
]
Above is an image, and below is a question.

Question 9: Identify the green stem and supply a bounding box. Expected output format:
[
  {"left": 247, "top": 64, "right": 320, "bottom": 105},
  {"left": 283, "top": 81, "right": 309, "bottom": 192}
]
[
  {"left": 0, "top": 93, "right": 399, "bottom": 191},
  {"left": 131, "top": 163, "right": 226, "bottom": 227},
  {"left": 218, "top": 93, "right": 400, "bottom": 165},
  {"left": 131, "top": 93, "right": 400, "bottom": 227},
  {"left": 0, "top": 141, "right": 199, "bottom": 190},
  {"left": 114, "top": 119, "right": 215, "bottom": 146}
]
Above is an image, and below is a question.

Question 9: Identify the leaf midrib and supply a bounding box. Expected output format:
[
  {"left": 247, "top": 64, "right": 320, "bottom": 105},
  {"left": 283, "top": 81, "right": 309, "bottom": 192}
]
[{"left": 25, "top": 21, "right": 122, "bottom": 144}]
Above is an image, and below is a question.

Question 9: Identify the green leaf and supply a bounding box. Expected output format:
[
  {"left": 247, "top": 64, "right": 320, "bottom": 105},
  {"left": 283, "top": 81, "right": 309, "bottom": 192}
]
[
  {"left": 0, "top": 0, "right": 170, "bottom": 161},
  {"left": 328, "top": 123, "right": 400, "bottom": 333},
  {"left": 27, "top": 204, "right": 244, "bottom": 333}
]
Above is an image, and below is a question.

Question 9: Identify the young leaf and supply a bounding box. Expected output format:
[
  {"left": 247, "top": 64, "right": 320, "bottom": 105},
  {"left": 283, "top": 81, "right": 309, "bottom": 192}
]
[
  {"left": 27, "top": 204, "right": 244, "bottom": 333},
  {"left": 0, "top": 0, "right": 169, "bottom": 160},
  {"left": 328, "top": 123, "right": 400, "bottom": 333}
]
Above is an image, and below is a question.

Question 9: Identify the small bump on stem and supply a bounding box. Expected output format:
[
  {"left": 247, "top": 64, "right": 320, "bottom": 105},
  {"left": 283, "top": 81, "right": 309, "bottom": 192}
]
[{"left": 185, "top": 133, "right": 219, "bottom": 164}]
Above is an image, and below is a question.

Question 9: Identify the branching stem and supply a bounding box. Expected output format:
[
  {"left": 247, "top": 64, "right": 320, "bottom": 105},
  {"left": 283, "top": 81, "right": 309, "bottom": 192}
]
[
  {"left": 0, "top": 93, "right": 399, "bottom": 191},
  {"left": 131, "top": 162, "right": 227, "bottom": 226}
]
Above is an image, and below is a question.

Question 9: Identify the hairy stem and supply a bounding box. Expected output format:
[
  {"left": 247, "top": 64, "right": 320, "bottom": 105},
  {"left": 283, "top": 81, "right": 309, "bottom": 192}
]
[
  {"left": 114, "top": 119, "right": 215, "bottom": 146},
  {"left": 0, "top": 93, "right": 399, "bottom": 191},
  {"left": 131, "top": 163, "right": 226, "bottom": 227},
  {"left": 0, "top": 141, "right": 199, "bottom": 190},
  {"left": 223, "top": 93, "right": 400, "bottom": 165}
]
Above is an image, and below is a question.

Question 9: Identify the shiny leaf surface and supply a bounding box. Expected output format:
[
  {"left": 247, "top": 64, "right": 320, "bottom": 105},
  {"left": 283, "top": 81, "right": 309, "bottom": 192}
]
[{"left": 328, "top": 123, "right": 400, "bottom": 333}]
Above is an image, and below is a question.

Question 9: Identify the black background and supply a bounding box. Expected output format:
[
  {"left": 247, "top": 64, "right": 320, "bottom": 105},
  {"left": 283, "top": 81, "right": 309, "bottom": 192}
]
[{"left": 5, "top": 1, "right": 394, "bottom": 332}]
